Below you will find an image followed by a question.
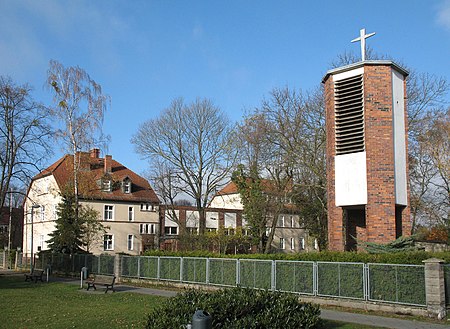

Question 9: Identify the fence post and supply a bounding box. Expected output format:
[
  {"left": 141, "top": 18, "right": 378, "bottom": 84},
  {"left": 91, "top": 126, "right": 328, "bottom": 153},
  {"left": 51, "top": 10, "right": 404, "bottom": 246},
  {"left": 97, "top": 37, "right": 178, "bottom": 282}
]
[
  {"left": 271, "top": 260, "right": 276, "bottom": 291},
  {"left": 115, "top": 254, "right": 121, "bottom": 281},
  {"left": 236, "top": 259, "right": 240, "bottom": 286},
  {"left": 422, "top": 258, "right": 446, "bottom": 319},
  {"left": 206, "top": 258, "right": 210, "bottom": 285}
]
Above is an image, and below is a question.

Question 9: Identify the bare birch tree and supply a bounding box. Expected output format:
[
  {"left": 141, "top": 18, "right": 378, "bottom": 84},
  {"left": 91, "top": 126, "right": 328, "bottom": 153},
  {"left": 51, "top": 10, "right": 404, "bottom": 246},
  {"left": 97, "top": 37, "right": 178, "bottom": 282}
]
[{"left": 46, "top": 60, "right": 110, "bottom": 213}]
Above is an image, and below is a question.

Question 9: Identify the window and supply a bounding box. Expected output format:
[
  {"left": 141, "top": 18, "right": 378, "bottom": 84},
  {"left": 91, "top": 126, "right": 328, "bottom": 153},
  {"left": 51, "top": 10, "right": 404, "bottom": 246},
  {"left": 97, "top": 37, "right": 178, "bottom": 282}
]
[
  {"left": 102, "top": 179, "right": 111, "bottom": 192},
  {"left": 123, "top": 179, "right": 131, "bottom": 194},
  {"left": 280, "top": 238, "right": 285, "bottom": 250},
  {"left": 39, "top": 235, "right": 45, "bottom": 249},
  {"left": 40, "top": 206, "right": 45, "bottom": 221},
  {"left": 140, "top": 224, "right": 155, "bottom": 234},
  {"left": 127, "top": 234, "right": 133, "bottom": 251},
  {"left": 140, "top": 203, "right": 151, "bottom": 211},
  {"left": 300, "top": 237, "right": 305, "bottom": 250},
  {"left": 290, "top": 216, "right": 294, "bottom": 228},
  {"left": 278, "top": 216, "right": 285, "bottom": 227},
  {"left": 104, "top": 205, "right": 114, "bottom": 220},
  {"left": 206, "top": 228, "right": 217, "bottom": 233},
  {"left": 128, "top": 207, "right": 134, "bottom": 221},
  {"left": 164, "top": 226, "right": 178, "bottom": 235},
  {"left": 290, "top": 238, "right": 295, "bottom": 250},
  {"left": 104, "top": 234, "right": 114, "bottom": 250}
]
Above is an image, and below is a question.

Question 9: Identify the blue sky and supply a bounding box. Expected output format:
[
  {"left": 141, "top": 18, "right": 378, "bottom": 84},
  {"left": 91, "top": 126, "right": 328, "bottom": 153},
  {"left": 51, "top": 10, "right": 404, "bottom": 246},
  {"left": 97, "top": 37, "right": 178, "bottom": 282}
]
[{"left": 1, "top": 0, "right": 449, "bottom": 175}]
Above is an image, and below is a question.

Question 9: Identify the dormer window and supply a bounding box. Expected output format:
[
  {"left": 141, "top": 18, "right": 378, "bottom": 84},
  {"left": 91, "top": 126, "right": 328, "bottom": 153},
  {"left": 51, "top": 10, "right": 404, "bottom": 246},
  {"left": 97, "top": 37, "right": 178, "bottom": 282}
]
[
  {"left": 102, "top": 179, "right": 111, "bottom": 192},
  {"left": 123, "top": 178, "right": 132, "bottom": 194}
]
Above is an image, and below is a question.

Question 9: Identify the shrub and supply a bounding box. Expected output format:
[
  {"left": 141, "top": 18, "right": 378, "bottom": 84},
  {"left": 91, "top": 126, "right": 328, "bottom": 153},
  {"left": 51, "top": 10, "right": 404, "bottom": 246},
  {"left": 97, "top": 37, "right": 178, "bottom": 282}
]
[{"left": 145, "top": 287, "right": 321, "bottom": 329}]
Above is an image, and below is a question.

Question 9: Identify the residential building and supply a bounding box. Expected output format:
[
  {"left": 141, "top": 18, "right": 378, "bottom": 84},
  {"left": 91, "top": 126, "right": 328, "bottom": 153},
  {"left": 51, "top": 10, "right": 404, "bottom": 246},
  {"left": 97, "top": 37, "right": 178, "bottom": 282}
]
[
  {"left": 23, "top": 149, "right": 160, "bottom": 256},
  {"left": 210, "top": 181, "right": 314, "bottom": 252},
  {"left": 159, "top": 205, "right": 246, "bottom": 252}
]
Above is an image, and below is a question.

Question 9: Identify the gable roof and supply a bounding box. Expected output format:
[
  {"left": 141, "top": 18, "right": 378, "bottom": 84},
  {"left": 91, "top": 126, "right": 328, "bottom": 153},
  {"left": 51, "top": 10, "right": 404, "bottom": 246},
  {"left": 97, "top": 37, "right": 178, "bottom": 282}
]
[
  {"left": 216, "top": 179, "right": 291, "bottom": 196},
  {"left": 33, "top": 151, "right": 160, "bottom": 203}
]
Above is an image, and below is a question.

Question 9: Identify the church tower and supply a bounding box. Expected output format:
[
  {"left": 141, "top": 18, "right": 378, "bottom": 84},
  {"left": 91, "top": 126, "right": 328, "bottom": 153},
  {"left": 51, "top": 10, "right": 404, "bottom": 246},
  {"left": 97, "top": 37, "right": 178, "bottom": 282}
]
[{"left": 323, "top": 30, "right": 411, "bottom": 251}]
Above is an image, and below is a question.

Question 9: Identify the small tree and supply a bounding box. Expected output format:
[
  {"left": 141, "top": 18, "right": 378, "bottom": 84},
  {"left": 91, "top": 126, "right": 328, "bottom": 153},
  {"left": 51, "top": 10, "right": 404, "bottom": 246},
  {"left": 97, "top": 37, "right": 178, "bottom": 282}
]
[
  {"left": 47, "top": 193, "right": 84, "bottom": 254},
  {"left": 232, "top": 164, "right": 269, "bottom": 252},
  {"left": 80, "top": 205, "right": 108, "bottom": 253}
]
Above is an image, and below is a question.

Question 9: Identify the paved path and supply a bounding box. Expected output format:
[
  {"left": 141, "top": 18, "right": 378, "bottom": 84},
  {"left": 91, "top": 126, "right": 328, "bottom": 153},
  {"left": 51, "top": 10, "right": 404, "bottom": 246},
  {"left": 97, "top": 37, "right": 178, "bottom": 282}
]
[{"left": 2, "top": 270, "right": 449, "bottom": 329}]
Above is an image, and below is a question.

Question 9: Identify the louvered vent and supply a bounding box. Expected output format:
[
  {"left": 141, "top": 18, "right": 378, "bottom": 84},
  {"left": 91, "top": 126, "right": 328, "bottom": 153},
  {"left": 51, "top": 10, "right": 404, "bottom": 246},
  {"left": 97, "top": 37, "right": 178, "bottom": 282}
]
[{"left": 335, "top": 74, "right": 364, "bottom": 155}]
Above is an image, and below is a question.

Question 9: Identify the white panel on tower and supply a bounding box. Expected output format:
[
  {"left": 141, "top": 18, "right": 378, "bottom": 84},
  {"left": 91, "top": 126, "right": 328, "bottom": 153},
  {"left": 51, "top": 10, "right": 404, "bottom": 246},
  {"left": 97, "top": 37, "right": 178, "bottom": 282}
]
[
  {"left": 392, "top": 70, "right": 408, "bottom": 206},
  {"left": 335, "top": 151, "right": 368, "bottom": 206}
]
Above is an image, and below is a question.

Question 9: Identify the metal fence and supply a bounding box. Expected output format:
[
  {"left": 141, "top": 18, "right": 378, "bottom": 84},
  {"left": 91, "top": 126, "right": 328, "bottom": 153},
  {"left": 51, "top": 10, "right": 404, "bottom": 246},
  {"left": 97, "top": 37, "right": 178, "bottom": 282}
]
[
  {"left": 13, "top": 251, "right": 429, "bottom": 307},
  {"left": 118, "top": 255, "right": 426, "bottom": 307},
  {"left": 34, "top": 253, "right": 115, "bottom": 276}
]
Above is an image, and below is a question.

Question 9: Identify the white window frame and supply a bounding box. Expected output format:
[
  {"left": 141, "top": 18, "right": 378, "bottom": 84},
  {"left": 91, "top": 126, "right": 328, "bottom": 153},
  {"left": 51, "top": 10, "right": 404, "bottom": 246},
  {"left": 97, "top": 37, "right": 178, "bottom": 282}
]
[
  {"left": 300, "top": 237, "right": 305, "bottom": 250},
  {"left": 165, "top": 226, "right": 178, "bottom": 235},
  {"left": 102, "top": 179, "right": 111, "bottom": 192},
  {"left": 127, "top": 234, "right": 134, "bottom": 251},
  {"left": 290, "top": 238, "right": 295, "bottom": 250},
  {"left": 123, "top": 180, "right": 131, "bottom": 194},
  {"left": 40, "top": 206, "right": 45, "bottom": 221},
  {"left": 290, "top": 216, "right": 294, "bottom": 228},
  {"left": 280, "top": 237, "right": 285, "bottom": 250},
  {"left": 104, "top": 205, "right": 114, "bottom": 221},
  {"left": 128, "top": 206, "right": 134, "bottom": 221},
  {"left": 278, "top": 215, "right": 285, "bottom": 227},
  {"left": 104, "top": 234, "right": 114, "bottom": 251}
]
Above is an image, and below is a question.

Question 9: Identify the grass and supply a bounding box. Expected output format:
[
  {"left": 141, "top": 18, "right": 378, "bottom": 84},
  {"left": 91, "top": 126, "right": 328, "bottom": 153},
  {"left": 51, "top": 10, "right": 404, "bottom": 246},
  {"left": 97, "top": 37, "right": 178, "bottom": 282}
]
[
  {"left": 0, "top": 274, "right": 164, "bottom": 329},
  {"left": 0, "top": 273, "right": 386, "bottom": 329}
]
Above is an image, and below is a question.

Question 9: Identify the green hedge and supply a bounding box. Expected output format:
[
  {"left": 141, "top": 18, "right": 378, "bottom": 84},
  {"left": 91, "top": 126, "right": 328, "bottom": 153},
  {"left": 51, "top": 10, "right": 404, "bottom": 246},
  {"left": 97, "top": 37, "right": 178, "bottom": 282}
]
[
  {"left": 143, "top": 249, "right": 450, "bottom": 264},
  {"left": 145, "top": 288, "right": 321, "bottom": 329}
]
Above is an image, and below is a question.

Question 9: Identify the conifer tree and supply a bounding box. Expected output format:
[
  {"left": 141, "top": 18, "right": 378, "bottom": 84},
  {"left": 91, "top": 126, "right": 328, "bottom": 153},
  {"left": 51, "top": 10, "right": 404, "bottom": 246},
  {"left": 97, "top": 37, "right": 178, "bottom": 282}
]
[{"left": 47, "top": 193, "right": 84, "bottom": 254}]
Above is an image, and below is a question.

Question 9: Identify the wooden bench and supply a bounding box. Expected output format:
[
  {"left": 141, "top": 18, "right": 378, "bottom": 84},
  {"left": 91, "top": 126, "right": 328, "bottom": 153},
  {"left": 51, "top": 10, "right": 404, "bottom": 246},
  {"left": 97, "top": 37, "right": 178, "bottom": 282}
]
[
  {"left": 24, "top": 270, "right": 44, "bottom": 283},
  {"left": 86, "top": 275, "right": 116, "bottom": 293}
]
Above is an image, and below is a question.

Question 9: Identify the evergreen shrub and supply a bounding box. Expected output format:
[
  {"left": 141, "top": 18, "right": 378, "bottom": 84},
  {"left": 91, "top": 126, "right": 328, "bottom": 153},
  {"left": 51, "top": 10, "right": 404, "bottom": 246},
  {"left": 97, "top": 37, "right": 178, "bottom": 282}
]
[{"left": 145, "top": 287, "right": 321, "bottom": 329}]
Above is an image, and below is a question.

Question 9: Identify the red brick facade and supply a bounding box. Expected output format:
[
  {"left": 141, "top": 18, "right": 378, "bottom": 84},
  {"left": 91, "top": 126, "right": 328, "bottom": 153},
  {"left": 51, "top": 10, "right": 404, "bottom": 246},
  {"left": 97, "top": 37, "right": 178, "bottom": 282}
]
[{"left": 324, "top": 62, "right": 411, "bottom": 251}]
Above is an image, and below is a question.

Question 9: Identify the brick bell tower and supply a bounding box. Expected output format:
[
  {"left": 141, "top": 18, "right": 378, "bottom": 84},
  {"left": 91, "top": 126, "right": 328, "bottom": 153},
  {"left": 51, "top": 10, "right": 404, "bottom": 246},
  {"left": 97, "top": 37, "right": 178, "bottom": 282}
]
[{"left": 323, "top": 29, "right": 411, "bottom": 251}]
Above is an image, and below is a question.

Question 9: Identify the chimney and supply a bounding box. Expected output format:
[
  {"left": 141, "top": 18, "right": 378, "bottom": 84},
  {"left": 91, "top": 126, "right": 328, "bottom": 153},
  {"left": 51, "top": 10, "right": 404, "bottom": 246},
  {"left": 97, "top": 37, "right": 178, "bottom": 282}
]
[
  {"left": 104, "top": 155, "right": 112, "bottom": 174},
  {"left": 90, "top": 148, "right": 100, "bottom": 158}
]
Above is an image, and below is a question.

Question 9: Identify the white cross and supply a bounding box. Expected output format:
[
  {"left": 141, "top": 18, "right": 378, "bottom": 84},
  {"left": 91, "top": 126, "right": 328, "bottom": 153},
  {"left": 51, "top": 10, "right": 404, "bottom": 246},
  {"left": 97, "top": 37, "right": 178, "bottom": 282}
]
[{"left": 351, "top": 28, "right": 376, "bottom": 61}]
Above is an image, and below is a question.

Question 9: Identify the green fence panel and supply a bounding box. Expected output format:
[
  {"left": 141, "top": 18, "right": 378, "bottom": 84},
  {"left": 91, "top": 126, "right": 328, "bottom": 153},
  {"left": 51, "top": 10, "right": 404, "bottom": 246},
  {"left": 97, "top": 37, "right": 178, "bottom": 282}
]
[
  {"left": 159, "top": 257, "right": 181, "bottom": 281},
  {"left": 275, "top": 261, "right": 314, "bottom": 295},
  {"left": 239, "top": 259, "right": 272, "bottom": 290},
  {"left": 140, "top": 256, "right": 158, "bottom": 279},
  {"left": 209, "top": 258, "right": 237, "bottom": 287},
  {"left": 317, "top": 262, "right": 364, "bottom": 299},
  {"left": 182, "top": 257, "right": 207, "bottom": 284},
  {"left": 121, "top": 256, "right": 139, "bottom": 277},
  {"left": 98, "top": 255, "right": 115, "bottom": 275},
  {"left": 368, "top": 264, "right": 426, "bottom": 306}
]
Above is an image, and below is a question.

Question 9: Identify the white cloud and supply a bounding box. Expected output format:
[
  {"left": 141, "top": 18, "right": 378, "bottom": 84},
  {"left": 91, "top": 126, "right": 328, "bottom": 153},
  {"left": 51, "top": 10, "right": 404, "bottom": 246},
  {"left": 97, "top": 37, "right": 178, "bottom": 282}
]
[{"left": 437, "top": 0, "right": 450, "bottom": 30}]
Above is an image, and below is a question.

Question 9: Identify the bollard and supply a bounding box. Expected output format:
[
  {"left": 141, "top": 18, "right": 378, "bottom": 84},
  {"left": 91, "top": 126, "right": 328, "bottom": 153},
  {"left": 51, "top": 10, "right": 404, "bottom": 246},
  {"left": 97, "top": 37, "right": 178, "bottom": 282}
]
[{"left": 192, "top": 310, "right": 212, "bottom": 329}]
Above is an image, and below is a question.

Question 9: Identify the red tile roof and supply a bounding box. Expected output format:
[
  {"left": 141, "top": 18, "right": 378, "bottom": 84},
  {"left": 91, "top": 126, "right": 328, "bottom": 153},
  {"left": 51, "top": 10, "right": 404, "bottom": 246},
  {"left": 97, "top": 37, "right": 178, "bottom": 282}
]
[
  {"left": 33, "top": 152, "right": 160, "bottom": 203},
  {"left": 216, "top": 179, "right": 287, "bottom": 196}
]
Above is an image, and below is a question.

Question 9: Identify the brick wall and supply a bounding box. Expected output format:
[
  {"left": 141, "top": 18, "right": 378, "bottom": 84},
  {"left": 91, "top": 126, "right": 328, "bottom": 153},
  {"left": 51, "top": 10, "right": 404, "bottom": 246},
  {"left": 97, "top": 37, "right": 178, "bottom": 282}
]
[{"left": 325, "top": 62, "right": 411, "bottom": 251}]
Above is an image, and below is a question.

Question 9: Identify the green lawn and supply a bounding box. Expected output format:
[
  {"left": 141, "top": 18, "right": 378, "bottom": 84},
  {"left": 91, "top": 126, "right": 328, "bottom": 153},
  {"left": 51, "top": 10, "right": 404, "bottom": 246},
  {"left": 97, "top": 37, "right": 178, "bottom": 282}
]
[
  {"left": 0, "top": 274, "right": 384, "bottom": 329},
  {"left": 0, "top": 275, "right": 164, "bottom": 329}
]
